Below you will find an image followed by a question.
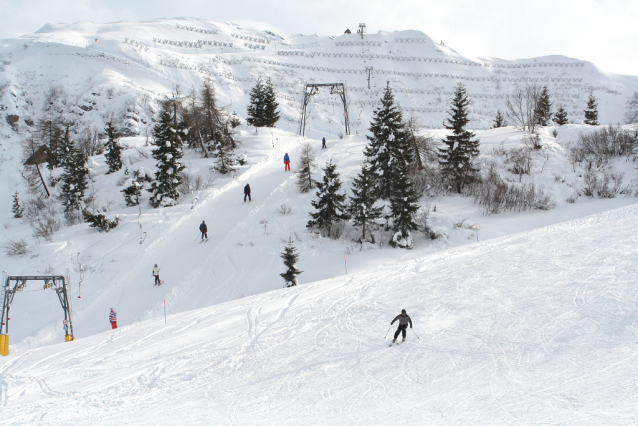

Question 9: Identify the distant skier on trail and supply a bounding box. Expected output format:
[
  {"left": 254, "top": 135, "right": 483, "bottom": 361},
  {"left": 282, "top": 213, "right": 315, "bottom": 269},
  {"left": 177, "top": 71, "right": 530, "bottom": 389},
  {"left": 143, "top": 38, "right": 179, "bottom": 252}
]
[
  {"left": 109, "top": 308, "right": 117, "bottom": 329},
  {"left": 244, "top": 183, "right": 251, "bottom": 202},
  {"left": 391, "top": 309, "right": 412, "bottom": 343},
  {"left": 199, "top": 220, "right": 208, "bottom": 240},
  {"left": 152, "top": 264, "right": 161, "bottom": 286},
  {"left": 284, "top": 153, "right": 291, "bottom": 171},
  {"left": 322, "top": 137, "right": 326, "bottom": 149}
]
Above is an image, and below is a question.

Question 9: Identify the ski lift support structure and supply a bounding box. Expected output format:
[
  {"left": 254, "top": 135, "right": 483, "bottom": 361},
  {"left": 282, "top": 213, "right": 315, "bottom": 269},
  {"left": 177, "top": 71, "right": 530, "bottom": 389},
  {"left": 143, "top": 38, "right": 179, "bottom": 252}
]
[
  {"left": 1, "top": 275, "right": 75, "bottom": 356},
  {"left": 299, "top": 83, "right": 350, "bottom": 137}
]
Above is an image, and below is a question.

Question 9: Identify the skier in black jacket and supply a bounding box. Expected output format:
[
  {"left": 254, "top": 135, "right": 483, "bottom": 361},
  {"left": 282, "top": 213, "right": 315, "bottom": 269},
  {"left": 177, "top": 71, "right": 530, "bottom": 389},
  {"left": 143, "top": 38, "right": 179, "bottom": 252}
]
[
  {"left": 391, "top": 309, "right": 412, "bottom": 343},
  {"left": 199, "top": 220, "right": 208, "bottom": 240},
  {"left": 244, "top": 184, "right": 251, "bottom": 202}
]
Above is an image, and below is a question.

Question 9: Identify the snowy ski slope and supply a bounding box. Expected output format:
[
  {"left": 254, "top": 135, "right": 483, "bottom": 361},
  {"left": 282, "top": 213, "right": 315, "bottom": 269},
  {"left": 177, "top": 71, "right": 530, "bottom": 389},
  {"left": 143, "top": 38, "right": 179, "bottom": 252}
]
[{"left": 0, "top": 204, "right": 636, "bottom": 425}]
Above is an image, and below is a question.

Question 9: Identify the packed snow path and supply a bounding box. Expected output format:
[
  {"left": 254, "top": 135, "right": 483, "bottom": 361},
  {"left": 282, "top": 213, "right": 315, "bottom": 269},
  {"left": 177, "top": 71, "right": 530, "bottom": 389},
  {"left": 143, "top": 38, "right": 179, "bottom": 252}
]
[{"left": 1, "top": 205, "right": 636, "bottom": 425}]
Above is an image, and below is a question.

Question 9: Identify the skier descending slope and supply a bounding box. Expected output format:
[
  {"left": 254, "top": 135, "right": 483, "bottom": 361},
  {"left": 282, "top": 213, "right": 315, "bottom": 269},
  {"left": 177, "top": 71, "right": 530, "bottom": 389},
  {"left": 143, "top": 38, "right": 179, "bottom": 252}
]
[
  {"left": 152, "top": 264, "right": 161, "bottom": 286},
  {"left": 244, "top": 183, "right": 252, "bottom": 202},
  {"left": 390, "top": 309, "right": 412, "bottom": 344},
  {"left": 109, "top": 308, "right": 117, "bottom": 329},
  {"left": 199, "top": 220, "right": 208, "bottom": 241}
]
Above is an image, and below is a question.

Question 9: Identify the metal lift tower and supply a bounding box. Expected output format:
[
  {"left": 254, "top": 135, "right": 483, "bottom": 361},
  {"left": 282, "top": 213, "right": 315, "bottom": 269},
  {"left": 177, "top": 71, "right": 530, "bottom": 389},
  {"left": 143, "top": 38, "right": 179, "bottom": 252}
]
[{"left": 299, "top": 83, "right": 350, "bottom": 137}]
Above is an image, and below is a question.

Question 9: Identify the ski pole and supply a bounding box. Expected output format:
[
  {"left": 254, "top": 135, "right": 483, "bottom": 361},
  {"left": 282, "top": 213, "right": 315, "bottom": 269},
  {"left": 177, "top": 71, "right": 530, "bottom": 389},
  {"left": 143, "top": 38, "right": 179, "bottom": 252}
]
[
  {"left": 384, "top": 325, "right": 392, "bottom": 339},
  {"left": 411, "top": 328, "right": 420, "bottom": 339}
]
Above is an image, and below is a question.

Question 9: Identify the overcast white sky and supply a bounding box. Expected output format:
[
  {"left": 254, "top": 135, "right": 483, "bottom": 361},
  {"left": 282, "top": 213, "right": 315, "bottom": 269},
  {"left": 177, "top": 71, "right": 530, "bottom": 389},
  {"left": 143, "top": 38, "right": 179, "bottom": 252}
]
[{"left": 0, "top": 0, "right": 636, "bottom": 76}]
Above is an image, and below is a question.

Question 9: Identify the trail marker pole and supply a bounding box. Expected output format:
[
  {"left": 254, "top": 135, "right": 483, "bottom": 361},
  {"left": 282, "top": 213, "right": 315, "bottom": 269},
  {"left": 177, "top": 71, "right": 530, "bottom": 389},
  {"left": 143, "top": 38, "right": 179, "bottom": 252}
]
[
  {"left": 344, "top": 254, "right": 348, "bottom": 275},
  {"left": 475, "top": 224, "right": 479, "bottom": 242},
  {"left": 164, "top": 299, "right": 166, "bottom": 325}
]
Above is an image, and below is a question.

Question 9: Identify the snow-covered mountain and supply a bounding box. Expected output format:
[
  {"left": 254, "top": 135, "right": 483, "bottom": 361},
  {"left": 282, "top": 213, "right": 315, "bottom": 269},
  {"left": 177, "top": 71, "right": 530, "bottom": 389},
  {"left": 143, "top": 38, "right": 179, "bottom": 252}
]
[{"left": 1, "top": 17, "right": 637, "bottom": 141}]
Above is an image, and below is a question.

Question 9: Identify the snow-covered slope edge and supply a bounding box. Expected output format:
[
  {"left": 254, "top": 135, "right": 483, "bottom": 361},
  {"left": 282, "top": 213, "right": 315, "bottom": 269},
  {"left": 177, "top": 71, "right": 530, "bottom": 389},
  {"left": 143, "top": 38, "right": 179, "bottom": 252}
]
[{"left": 1, "top": 204, "right": 636, "bottom": 425}]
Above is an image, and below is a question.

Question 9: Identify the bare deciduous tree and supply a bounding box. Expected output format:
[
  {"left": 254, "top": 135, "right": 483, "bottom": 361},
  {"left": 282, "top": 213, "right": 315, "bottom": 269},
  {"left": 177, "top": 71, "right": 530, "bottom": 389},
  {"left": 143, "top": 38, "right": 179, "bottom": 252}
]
[{"left": 505, "top": 84, "right": 541, "bottom": 134}]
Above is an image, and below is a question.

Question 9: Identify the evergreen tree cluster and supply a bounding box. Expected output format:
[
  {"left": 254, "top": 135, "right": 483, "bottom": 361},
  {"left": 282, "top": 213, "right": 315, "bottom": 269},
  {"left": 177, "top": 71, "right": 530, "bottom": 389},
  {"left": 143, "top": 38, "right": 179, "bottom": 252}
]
[
  {"left": 246, "top": 78, "right": 280, "bottom": 128},
  {"left": 307, "top": 83, "right": 421, "bottom": 249},
  {"left": 82, "top": 209, "right": 119, "bottom": 232}
]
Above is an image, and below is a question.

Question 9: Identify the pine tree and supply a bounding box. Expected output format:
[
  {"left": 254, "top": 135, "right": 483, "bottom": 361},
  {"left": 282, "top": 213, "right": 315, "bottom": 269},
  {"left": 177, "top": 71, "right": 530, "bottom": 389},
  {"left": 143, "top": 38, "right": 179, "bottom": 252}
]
[
  {"left": 261, "top": 78, "right": 280, "bottom": 127},
  {"left": 584, "top": 94, "right": 599, "bottom": 125},
  {"left": 57, "top": 124, "right": 74, "bottom": 168},
  {"left": 307, "top": 159, "right": 350, "bottom": 238},
  {"left": 122, "top": 171, "right": 142, "bottom": 207},
  {"left": 493, "top": 110, "right": 507, "bottom": 128},
  {"left": 246, "top": 78, "right": 280, "bottom": 128},
  {"left": 82, "top": 209, "right": 119, "bottom": 232},
  {"left": 388, "top": 158, "right": 420, "bottom": 249},
  {"left": 212, "top": 137, "right": 236, "bottom": 174},
  {"left": 534, "top": 86, "right": 553, "bottom": 126},
  {"left": 59, "top": 146, "right": 89, "bottom": 212},
  {"left": 246, "top": 79, "right": 265, "bottom": 127},
  {"left": 296, "top": 142, "right": 316, "bottom": 193},
  {"left": 363, "top": 82, "right": 410, "bottom": 199},
  {"left": 348, "top": 161, "right": 382, "bottom": 241},
  {"left": 554, "top": 107, "right": 569, "bottom": 126},
  {"left": 11, "top": 191, "right": 24, "bottom": 218},
  {"left": 104, "top": 121, "right": 123, "bottom": 174},
  {"left": 149, "top": 101, "right": 186, "bottom": 208},
  {"left": 280, "top": 241, "right": 303, "bottom": 287},
  {"left": 438, "top": 83, "right": 480, "bottom": 194},
  {"left": 38, "top": 119, "right": 64, "bottom": 169}
]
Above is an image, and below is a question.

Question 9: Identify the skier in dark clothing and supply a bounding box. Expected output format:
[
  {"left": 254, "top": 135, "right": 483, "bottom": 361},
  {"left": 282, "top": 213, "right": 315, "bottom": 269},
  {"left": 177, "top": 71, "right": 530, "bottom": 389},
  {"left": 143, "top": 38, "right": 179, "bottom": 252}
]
[
  {"left": 391, "top": 309, "right": 412, "bottom": 343},
  {"left": 321, "top": 137, "right": 327, "bottom": 149},
  {"left": 199, "top": 220, "right": 208, "bottom": 240},
  {"left": 244, "top": 184, "right": 251, "bottom": 202}
]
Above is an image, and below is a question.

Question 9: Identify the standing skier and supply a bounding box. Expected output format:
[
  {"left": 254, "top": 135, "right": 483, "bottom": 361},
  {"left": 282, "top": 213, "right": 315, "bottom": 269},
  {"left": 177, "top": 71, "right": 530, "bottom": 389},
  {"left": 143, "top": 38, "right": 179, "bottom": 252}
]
[
  {"left": 152, "top": 264, "right": 161, "bottom": 286},
  {"left": 322, "top": 137, "right": 327, "bottom": 149},
  {"left": 109, "top": 308, "right": 117, "bottom": 329},
  {"left": 284, "top": 153, "right": 291, "bottom": 171},
  {"left": 199, "top": 220, "right": 208, "bottom": 240},
  {"left": 391, "top": 309, "right": 412, "bottom": 343},
  {"left": 244, "top": 183, "right": 251, "bottom": 202}
]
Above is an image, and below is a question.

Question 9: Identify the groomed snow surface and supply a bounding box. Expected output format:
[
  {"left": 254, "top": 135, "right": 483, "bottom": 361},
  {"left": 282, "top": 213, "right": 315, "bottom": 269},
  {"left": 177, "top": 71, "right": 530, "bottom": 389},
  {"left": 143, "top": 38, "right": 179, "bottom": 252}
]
[{"left": 0, "top": 202, "right": 637, "bottom": 425}]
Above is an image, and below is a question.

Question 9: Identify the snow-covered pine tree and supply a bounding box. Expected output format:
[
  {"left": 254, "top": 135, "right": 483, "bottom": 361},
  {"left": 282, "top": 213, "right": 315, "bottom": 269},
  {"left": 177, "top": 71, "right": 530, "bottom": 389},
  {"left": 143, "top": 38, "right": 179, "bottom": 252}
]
[
  {"left": 307, "top": 159, "right": 350, "bottom": 238},
  {"left": 82, "top": 209, "right": 119, "bottom": 232},
  {"left": 261, "top": 78, "right": 280, "bottom": 127},
  {"left": 38, "top": 119, "right": 64, "bottom": 170},
  {"left": 493, "top": 110, "right": 507, "bottom": 128},
  {"left": 363, "top": 82, "right": 410, "bottom": 200},
  {"left": 122, "top": 171, "right": 142, "bottom": 207},
  {"left": 438, "top": 83, "right": 480, "bottom": 194},
  {"left": 534, "top": 86, "right": 553, "bottom": 126},
  {"left": 11, "top": 191, "right": 24, "bottom": 218},
  {"left": 348, "top": 161, "right": 382, "bottom": 241},
  {"left": 388, "top": 156, "right": 420, "bottom": 249},
  {"left": 554, "top": 107, "right": 569, "bottom": 125},
  {"left": 584, "top": 94, "right": 599, "bottom": 125},
  {"left": 57, "top": 124, "right": 74, "bottom": 169},
  {"left": 59, "top": 145, "right": 89, "bottom": 212},
  {"left": 296, "top": 142, "right": 316, "bottom": 193},
  {"left": 149, "top": 100, "right": 186, "bottom": 208},
  {"left": 212, "top": 137, "right": 236, "bottom": 174},
  {"left": 280, "top": 241, "right": 303, "bottom": 287},
  {"left": 104, "top": 121, "right": 123, "bottom": 174},
  {"left": 246, "top": 79, "right": 265, "bottom": 128}
]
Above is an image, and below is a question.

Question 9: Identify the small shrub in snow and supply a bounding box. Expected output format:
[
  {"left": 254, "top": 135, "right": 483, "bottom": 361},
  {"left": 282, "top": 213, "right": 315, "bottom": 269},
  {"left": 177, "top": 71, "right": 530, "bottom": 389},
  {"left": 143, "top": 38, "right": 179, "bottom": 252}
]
[
  {"left": 82, "top": 209, "right": 119, "bottom": 232},
  {"left": 565, "top": 192, "right": 579, "bottom": 204},
  {"left": 581, "top": 170, "right": 626, "bottom": 198},
  {"left": 569, "top": 125, "right": 638, "bottom": 170},
  {"left": 280, "top": 240, "right": 302, "bottom": 287},
  {"left": 505, "top": 147, "right": 533, "bottom": 181},
  {"left": 275, "top": 203, "right": 292, "bottom": 215},
  {"left": 389, "top": 231, "right": 413, "bottom": 249},
  {"left": 32, "top": 217, "right": 62, "bottom": 242},
  {"left": 1, "top": 238, "right": 31, "bottom": 256},
  {"left": 470, "top": 163, "right": 555, "bottom": 215}
]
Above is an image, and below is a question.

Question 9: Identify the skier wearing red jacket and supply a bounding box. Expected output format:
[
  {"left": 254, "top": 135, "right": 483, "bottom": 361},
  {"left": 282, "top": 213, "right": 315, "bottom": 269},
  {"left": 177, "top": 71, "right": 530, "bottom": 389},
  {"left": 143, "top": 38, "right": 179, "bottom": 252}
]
[{"left": 109, "top": 308, "right": 117, "bottom": 329}]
